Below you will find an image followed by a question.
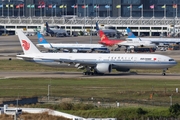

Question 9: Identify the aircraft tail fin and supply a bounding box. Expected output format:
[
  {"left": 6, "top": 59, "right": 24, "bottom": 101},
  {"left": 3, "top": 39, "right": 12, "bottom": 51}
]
[
  {"left": 37, "top": 32, "right": 49, "bottom": 44},
  {"left": 96, "top": 22, "right": 110, "bottom": 42},
  {"left": 99, "top": 30, "right": 109, "bottom": 41},
  {"left": 16, "top": 30, "right": 41, "bottom": 55},
  {"left": 45, "top": 22, "right": 55, "bottom": 36},
  {"left": 37, "top": 31, "right": 54, "bottom": 49},
  {"left": 96, "top": 22, "right": 100, "bottom": 31},
  {"left": 45, "top": 22, "right": 49, "bottom": 32},
  {"left": 126, "top": 28, "right": 136, "bottom": 38}
]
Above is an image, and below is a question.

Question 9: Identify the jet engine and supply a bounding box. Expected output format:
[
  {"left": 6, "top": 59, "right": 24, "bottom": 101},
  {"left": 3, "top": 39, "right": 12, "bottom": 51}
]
[
  {"left": 72, "top": 49, "right": 78, "bottom": 53},
  {"left": 95, "top": 63, "right": 112, "bottom": 73},
  {"left": 140, "top": 45, "right": 144, "bottom": 47}
]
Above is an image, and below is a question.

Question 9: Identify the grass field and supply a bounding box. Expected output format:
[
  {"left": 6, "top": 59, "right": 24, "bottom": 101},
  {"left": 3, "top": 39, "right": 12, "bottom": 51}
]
[{"left": 0, "top": 77, "right": 180, "bottom": 106}]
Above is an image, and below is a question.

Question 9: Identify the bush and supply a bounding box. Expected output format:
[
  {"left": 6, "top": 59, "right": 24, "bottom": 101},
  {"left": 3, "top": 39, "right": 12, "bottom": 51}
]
[
  {"left": 59, "top": 102, "right": 74, "bottom": 110},
  {"left": 169, "top": 103, "right": 180, "bottom": 117},
  {"left": 136, "top": 108, "right": 147, "bottom": 115}
]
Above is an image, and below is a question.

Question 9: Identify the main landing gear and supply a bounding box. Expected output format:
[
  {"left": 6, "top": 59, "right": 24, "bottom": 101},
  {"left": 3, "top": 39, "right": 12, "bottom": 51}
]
[
  {"left": 83, "top": 71, "right": 104, "bottom": 76},
  {"left": 83, "top": 72, "right": 94, "bottom": 75},
  {"left": 83, "top": 66, "right": 103, "bottom": 76}
]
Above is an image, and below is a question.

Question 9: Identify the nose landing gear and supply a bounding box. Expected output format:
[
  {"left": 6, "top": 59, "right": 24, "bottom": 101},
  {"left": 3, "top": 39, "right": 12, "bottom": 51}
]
[{"left": 162, "top": 68, "right": 168, "bottom": 76}]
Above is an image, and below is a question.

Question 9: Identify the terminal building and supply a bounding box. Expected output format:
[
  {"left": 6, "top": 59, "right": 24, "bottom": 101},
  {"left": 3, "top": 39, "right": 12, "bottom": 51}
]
[
  {"left": 0, "top": 0, "right": 179, "bottom": 37},
  {"left": 0, "top": 0, "right": 179, "bottom": 17}
]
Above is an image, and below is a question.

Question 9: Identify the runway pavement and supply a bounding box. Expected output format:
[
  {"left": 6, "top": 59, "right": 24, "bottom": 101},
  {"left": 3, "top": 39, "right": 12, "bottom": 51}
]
[
  {"left": 0, "top": 71, "right": 180, "bottom": 79},
  {"left": 0, "top": 34, "right": 180, "bottom": 79}
]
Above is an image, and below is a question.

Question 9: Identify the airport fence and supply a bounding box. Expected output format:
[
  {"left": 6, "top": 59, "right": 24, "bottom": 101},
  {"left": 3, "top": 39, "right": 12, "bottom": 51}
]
[
  {"left": 0, "top": 96, "right": 175, "bottom": 107},
  {"left": 38, "top": 96, "right": 172, "bottom": 107}
]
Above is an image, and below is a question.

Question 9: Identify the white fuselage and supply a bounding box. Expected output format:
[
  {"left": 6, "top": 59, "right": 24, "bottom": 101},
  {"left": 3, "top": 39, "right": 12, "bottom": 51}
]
[
  {"left": 128, "top": 37, "right": 180, "bottom": 44},
  {"left": 122, "top": 39, "right": 156, "bottom": 47},
  {"left": 17, "top": 53, "right": 177, "bottom": 69},
  {"left": 36, "top": 43, "right": 109, "bottom": 52}
]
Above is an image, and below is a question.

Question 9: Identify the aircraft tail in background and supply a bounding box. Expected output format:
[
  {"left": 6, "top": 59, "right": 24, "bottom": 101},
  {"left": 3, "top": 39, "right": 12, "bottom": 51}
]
[
  {"left": 99, "top": 30, "right": 109, "bottom": 41},
  {"left": 45, "top": 22, "right": 55, "bottom": 36},
  {"left": 96, "top": 22, "right": 100, "bottom": 31},
  {"left": 37, "top": 32, "right": 49, "bottom": 44},
  {"left": 16, "top": 30, "right": 41, "bottom": 55},
  {"left": 96, "top": 22, "right": 109, "bottom": 41},
  {"left": 37, "top": 32, "right": 55, "bottom": 50},
  {"left": 126, "top": 28, "right": 137, "bottom": 38},
  {"left": 98, "top": 30, "right": 122, "bottom": 47},
  {"left": 45, "top": 22, "right": 50, "bottom": 32}
]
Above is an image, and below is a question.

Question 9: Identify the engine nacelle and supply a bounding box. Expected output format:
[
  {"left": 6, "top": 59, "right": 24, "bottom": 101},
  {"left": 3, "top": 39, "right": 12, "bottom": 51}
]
[
  {"left": 95, "top": 63, "right": 112, "bottom": 74},
  {"left": 63, "top": 49, "right": 69, "bottom": 52},
  {"left": 140, "top": 45, "right": 144, "bottom": 47},
  {"left": 116, "top": 68, "right": 130, "bottom": 72},
  {"left": 72, "top": 49, "right": 78, "bottom": 53},
  {"left": 129, "top": 46, "right": 134, "bottom": 49}
]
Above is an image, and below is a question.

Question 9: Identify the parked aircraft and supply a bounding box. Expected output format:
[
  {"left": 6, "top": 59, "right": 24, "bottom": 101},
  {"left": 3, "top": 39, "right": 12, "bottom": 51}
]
[
  {"left": 127, "top": 28, "right": 180, "bottom": 45},
  {"left": 98, "top": 30, "right": 156, "bottom": 49},
  {"left": 16, "top": 30, "right": 177, "bottom": 76},
  {"left": 36, "top": 32, "right": 110, "bottom": 53},
  {"left": 45, "top": 22, "right": 68, "bottom": 37}
]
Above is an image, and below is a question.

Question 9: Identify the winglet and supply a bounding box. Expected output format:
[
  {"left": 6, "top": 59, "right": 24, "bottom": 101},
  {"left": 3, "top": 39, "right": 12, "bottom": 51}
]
[
  {"left": 16, "top": 30, "right": 41, "bottom": 55},
  {"left": 37, "top": 32, "right": 49, "bottom": 44},
  {"left": 126, "top": 28, "right": 136, "bottom": 38}
]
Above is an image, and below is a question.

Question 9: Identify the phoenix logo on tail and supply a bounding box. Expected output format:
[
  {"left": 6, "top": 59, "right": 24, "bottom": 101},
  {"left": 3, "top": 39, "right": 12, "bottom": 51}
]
[
  {"left": 37, "top": 32, "right": 48, "bottom": 44},
  {"left": 96, "top": 22, "right": 124, "bottom": 47},
  {"left": 22, "top": 40, "right": 30, "bottom": 50},
  {"left": 99, "top": 30, "right": 109, "bottom": 41},
  {"left": 39, "top": 37, "right": 43, "bottom": 42},
  {"left": 98, "top": 30, "right": 123, "bottom": 47}
]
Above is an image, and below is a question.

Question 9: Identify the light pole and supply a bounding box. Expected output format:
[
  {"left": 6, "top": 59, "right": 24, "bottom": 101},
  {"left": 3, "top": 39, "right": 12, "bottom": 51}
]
[
  {"left": 90, "top": 16, "right": 92, "bottom": 44},
  {"left": 47, "top": 84, "right": 51, "bottom": 101},
  {"left": 169, "top": 95, "right": 172, "bottom": 106}
]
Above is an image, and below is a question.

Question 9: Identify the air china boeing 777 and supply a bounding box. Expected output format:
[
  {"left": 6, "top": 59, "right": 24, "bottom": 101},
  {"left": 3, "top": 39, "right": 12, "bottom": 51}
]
[
  {"left": 16, "top": 30, "right": 177, "bottom": 75},
  {"left": 36, "top": 32, "right": 110, "bottom": 53}
]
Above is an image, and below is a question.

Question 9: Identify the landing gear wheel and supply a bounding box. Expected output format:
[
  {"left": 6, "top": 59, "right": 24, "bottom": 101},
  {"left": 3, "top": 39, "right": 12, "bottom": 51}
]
[
  {"left": 83, "top": 72, "right": 94, "bottom": 76},
  {"left": 162, "top": 69, "right": 167, "bottom": 76},
  {"left": 162, "top": 73, "right": 166, "bottom": 76}
]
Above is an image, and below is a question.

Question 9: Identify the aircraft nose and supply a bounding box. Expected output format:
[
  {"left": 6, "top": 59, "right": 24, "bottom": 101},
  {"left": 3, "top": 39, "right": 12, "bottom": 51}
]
[
  {"left": 174, "top": 61, "right": 177, "bottom": 65},
  {"left": 172, "top": 60, "right": 177, "bottom": 67}
]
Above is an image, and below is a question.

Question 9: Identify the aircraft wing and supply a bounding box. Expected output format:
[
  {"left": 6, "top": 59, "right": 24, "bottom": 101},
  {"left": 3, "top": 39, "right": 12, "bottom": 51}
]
[{"left": 41, "top": 58, "right": 96, "bottom": 68}]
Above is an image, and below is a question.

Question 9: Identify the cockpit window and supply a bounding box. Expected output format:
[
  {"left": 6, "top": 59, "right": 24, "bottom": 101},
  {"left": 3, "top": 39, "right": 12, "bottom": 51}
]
[{"left": 169, "top": 59, "right": 174, "bottom": 61}]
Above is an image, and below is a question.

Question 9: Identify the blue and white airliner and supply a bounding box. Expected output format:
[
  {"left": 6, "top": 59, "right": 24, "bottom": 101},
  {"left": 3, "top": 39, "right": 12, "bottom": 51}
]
[
  {"left": 36, "top": 32, "right": 110, "bottom": 53},
  {"left": 126, "top": 28, "right": 180, "bottom": 45},
  {"left": 16, "top": 30, "right": 177, "bottom": 76}
]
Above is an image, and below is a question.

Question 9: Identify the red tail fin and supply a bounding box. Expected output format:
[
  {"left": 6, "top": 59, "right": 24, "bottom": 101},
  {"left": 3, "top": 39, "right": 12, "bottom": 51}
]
[{"left": 99, "top": 30, "right": 109, "bottom": 41}]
